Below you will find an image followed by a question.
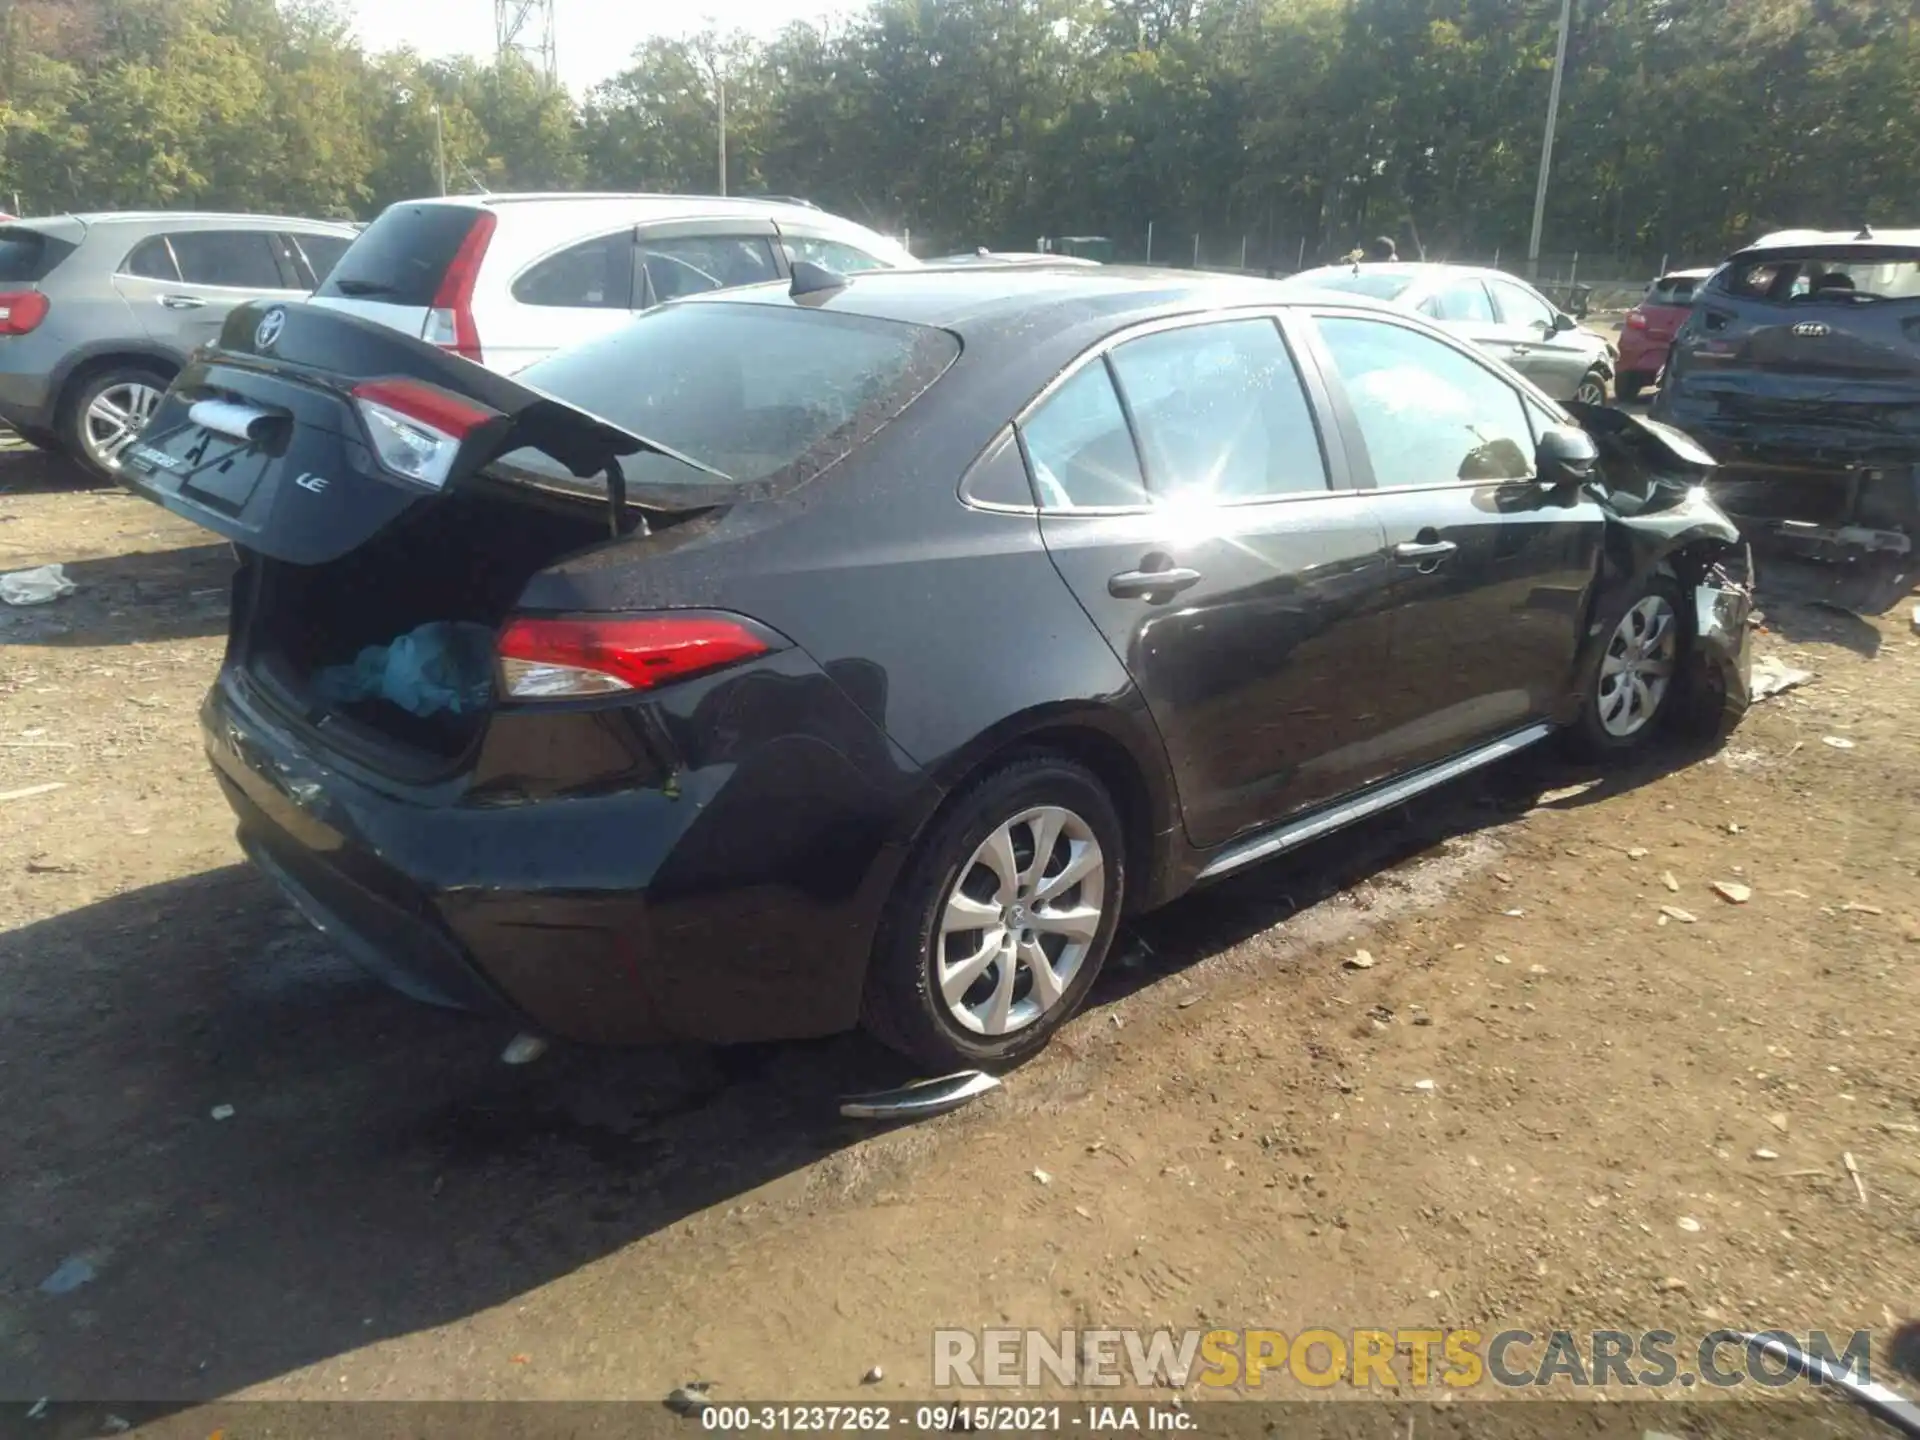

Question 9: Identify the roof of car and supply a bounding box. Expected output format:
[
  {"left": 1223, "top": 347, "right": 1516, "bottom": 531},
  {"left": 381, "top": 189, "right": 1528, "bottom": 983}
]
[
  {"left": 704, "top": 263, "right": 1393, "bottom": 337},
  {"left": 1738, "top": 228, "right": 1920, "bottom": 254},
  {"left": 1659, "top": 268, "right": 1716, "bottom": 281},
  {"left": 49, "top": 211, "right": 358, "bottom": 229},
  {"left": 401, "top": 192, "right": 843, "bottom": 222}
]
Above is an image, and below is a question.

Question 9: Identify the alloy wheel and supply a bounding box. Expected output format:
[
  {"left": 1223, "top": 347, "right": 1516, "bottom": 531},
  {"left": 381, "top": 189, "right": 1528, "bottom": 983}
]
[
  {"left": 82, "top": 381, "right": 162, "bottom": 471},
  {"left": 1575, "top": 373, "right": 1609, "bottom": 407},
  {"left": 1597, "top": 594, "right": 1678, "bottom": 737},
  {"left": 935, "top": 805, "right": 1105, "bottom": 1036}
]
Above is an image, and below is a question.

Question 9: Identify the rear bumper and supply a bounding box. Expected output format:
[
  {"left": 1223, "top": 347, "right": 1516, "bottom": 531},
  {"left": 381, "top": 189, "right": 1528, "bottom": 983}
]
[
  {"left": 0, "top": 365, "right": 57, "bottom": 431},
  {"left": 201, "top": 659, "right": 924, "bottom": 1045},
  {"left": 1614, "top": 332, "right": 1669, "bottom": 376}
]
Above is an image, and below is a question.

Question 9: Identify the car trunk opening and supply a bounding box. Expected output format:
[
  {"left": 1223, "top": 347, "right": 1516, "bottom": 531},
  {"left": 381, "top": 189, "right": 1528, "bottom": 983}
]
[{"left": 240, "top": 478, "right": 626, "bottom": 768}]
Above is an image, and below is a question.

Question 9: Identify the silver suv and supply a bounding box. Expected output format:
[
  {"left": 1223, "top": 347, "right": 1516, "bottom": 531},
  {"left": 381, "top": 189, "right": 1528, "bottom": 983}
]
[{"left": 0, "top": 211, "right": 361, "bottom": 477}]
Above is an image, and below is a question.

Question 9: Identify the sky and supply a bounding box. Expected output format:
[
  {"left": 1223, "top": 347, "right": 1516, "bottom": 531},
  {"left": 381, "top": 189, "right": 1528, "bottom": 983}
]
[{"left": 347, "top": 0, "right": 833, "bottom": 93}]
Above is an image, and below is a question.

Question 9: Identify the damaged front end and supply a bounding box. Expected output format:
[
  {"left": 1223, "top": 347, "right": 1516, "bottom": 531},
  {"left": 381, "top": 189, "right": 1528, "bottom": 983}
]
[{"left": 1569, "top": 401, "right": 1755, "bottom": 739}]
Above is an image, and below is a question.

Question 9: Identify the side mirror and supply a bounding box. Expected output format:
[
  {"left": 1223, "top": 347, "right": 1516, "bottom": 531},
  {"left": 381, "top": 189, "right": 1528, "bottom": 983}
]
[
  {"left": 1537, "top": 424, "right": 1599, "bottom": 489},
  {"left": 1551, "top": 311, "right": 1578, "bottom": 334}
]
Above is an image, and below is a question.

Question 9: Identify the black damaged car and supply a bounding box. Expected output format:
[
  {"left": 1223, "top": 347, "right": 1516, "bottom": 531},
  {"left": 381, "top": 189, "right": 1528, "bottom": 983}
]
[
  {"left": 118, "top": 264, "right": 1754, "bottom": 1070},
  {"left": 1655, "top": 227, "right": 1920, "bottom": 564}
]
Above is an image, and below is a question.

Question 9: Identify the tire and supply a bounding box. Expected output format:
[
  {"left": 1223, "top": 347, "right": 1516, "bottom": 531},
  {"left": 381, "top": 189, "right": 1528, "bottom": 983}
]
[
  {"left": 1566, "top": 576, "right": 1688, "bottom": 758},
  {"left": 1573, "top": 366, "right": 1610, "bottom": 407},
  {"left": 862, "top": 756, "right": 1126, "bottom": 1072},
  {"left": 59, "top": 363, "right": 170, "bottom": 481},
  {"left": 1614, "top": 370, "right": 1650, "bottom": 403}
]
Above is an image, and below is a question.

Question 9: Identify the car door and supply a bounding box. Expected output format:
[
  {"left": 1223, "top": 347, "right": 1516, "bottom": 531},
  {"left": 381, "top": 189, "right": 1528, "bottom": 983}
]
[
  {"left": 1025, "top": 313, "right": 1404, "bottom": 850},
  {"left": 1299, "top": 310, "right": 1606, "bottom": 769},
  {"left": 1487, "top": 275, "right": 1584, "bottom": 399},
  {"left": 490, "top": 228, "right": 640, "bottom": 374},
  {"left": 634, "top": 219, "right": 784, "bottom": 307},
  {"left": 135, "top": 228, "right": 307, "bottom": 351}
]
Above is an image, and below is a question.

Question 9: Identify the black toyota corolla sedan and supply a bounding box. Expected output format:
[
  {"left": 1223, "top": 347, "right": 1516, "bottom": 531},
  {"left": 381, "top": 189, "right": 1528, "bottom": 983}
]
[{"left": 119, "top": 263, "right": 1754, "bottom": 1070}]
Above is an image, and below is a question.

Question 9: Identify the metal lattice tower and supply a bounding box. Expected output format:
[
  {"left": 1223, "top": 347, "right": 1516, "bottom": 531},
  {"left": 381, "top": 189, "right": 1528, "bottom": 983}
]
[{"left": 495, "top": 0, "right": 558, "bottom": 85}]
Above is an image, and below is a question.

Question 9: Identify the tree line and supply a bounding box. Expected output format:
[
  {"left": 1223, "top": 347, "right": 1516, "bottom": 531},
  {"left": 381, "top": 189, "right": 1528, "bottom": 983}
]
[{"left": 2, "top": 0, "right": 1914, "bottom": 271}]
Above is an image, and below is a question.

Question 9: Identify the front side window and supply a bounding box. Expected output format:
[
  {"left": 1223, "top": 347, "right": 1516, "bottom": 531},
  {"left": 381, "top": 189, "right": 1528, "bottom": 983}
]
[
  {"left": 1488, "top": 278, "right": 1558, "bottom": 334},
  {"left": 168, "top": 230, "right": 286, "bottom": 289},
  {"left": 641, "top": 235, "right": 779, "bottom": 304},
  {"left": 1019, "top": 362, "right": 1149, "bottom": 509},
  {"left": 512, "top": 232, "right": 634, "bottom": 309},
  {"left": 782, "top": 236, "right": 891, "bottom": 274},
  {"left": 1315, "top": 316, "right": 1535, "bottom": 488},
  {"left": 1107, "top": 319, "right": 1328, "bottom": 502}
]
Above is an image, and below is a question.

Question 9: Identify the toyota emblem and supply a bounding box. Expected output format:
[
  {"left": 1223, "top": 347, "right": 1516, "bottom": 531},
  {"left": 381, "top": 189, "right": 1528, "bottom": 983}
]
[
  {"left": 254, "top": 307, "right": 287, "bottom": 350},
  {"left": 1791, "top": 321, "right": 1830, "bottom": 338}
]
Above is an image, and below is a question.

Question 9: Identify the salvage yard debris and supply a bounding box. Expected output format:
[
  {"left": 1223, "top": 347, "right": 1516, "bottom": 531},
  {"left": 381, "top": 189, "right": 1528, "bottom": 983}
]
[
  {"left": 0, "top": 563, "right": 75, "bottom": 606},
  {"left": 1750, "top": 655, "right": 1816, "bottom": 701}
]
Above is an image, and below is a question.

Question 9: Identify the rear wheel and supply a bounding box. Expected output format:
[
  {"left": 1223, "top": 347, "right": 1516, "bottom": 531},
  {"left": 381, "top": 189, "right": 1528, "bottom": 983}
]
[
  {"left": 863, "top": 756, "right": 1125, "bottom": 1072},
  {"left": 1614, "top": 370, "right": 1650, "bottom": 403},
  {"left": 61, "top": 364, "right": 170, "bottom": 480},
  {"left": 1574, "top": 367, "right": 1610, "bottom": 407},
  {"left": 1567, "top": 577, "right": 1686, "bottom": 757}
]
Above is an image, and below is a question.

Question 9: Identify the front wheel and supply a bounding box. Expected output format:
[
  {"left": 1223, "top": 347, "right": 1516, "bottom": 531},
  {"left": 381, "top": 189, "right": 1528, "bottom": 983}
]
[
  {"left": 862, "top": 756, "right": 1125, "bottom": 1072},
  {"left": 1567, "top": 577, "right": 1686, "bottom": 757},
  {"left": 1573, "top": 367, "right": 1610, "bottom": 407}
]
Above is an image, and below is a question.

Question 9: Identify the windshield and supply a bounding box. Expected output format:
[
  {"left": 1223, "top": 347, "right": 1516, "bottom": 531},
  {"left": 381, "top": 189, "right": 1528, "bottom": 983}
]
[
  {"left": 1721, "top": 250, "right": 1920, "bottom": 303},
  {"left": 502, "top": 301, "right": 960, "bottom": 493},
  {"left": 0, "top": 227, "right": 73, "bottom": 283},
  {"left": 314, "top": 204, "right": 484, "bottom": 304},
  {"left": 1646, "top": 275, "right": 1702, "bottom": 307},
  {"left": 1294, "top": 269, "right": 1413, "bottom": 302}
]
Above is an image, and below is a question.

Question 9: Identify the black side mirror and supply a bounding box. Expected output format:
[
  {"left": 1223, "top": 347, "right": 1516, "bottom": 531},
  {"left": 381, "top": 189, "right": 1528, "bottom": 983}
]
[
  {"left": 1537, "top": 424, "right": 1599, "bottom": 488},
  {"left": 1551, "top": 311, "right": 1577, "bottom": 334}
]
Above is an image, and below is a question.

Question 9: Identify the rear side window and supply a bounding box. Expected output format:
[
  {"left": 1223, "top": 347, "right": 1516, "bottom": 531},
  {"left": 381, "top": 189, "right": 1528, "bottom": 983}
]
[
  {"left": 1021, "top": 363, "right": 1149, "bottom": 509},
  {"left": 292, "top": 234, "right": 352, "bottom": 284},
  {"left": 513, "top": 232, "right": 634, "bottom": 309},
  {"left": 168, "top": 231, "right": 285, "bottom": 289},
  {"left": 0, "top": 228, "right": 75, "bottom": 283},
  {"left": 509, "top": 303, "right": 958, "bottom": 492},
  {"left": 640, "top": 236, "right": 779, "bottom": 303},
  {"left": 120, "top": 236, "right": 180, "bottom": 282},
  {"left": 315, "top": 204, "right": 483, "bottom": 305},
  {"left": 1424, "top": 281, "right": 1496, "bottom": 323},
  {"left": 1108, "top": 319, "right": 1327, "bottom": 501}
]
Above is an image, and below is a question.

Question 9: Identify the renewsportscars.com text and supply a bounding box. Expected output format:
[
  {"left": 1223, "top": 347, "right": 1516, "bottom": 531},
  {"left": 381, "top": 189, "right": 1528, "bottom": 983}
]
[{"left": 932, "top": 1327, "right": 1874, "bottom": 1391}]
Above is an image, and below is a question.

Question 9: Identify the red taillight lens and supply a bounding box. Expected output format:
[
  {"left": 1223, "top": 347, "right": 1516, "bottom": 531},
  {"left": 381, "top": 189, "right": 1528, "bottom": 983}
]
[
  {"left": 1625, "top": 310, "right": 1648, "bottom": 330},
  {"left": 350, "top": 378, "right": 497, "bottom": 489},
  {"left": 0, "top": 290, "right": 49, "bottom": 335},
  {"left": 496, "top": 614, "right": 777, "bottom": 699},
  {"left": 424, "top": 210, "right": 496, "bottom": 363}
]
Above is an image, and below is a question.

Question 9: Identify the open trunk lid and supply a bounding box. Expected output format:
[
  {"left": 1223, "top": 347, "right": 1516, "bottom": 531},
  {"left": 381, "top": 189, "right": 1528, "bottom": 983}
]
[{"left": 119, "top": 298, "right": 691, "bottom": 564}]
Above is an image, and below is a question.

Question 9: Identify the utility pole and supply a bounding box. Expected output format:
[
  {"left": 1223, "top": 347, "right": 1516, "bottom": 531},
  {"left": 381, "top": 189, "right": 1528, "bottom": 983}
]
[
  {"left": 1527, "top": 0, "right": 1573, "bottom": 278},
  {"left": 432, "top": 104, "right": 447, "bottom": 197},
  {"left": 717, "top": 73, "right": 727, "bottom": 196}
]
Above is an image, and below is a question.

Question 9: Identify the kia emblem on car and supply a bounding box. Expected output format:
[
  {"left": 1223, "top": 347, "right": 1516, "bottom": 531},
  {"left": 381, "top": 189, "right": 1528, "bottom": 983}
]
[
  {"left": 255, "top": 307, "right": 287, "bottom": 351},
  {"left": 1791, "top": 321, "right": 1830, "bottom": 338}
]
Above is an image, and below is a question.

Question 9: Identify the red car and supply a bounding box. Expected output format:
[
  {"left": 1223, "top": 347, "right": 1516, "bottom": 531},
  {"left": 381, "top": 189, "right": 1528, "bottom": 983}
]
[{"left": 1615, "top": 268, "right": 1712, "bottom": 400}]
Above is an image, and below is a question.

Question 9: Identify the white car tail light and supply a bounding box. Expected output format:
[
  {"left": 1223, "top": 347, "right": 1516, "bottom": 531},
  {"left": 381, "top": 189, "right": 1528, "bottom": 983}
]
[
  {"left": 496, "top": 614, "right": 776, "bottom": 700},
  {"left": 350, "top": 378, "right": 495, "bottom": 489}
]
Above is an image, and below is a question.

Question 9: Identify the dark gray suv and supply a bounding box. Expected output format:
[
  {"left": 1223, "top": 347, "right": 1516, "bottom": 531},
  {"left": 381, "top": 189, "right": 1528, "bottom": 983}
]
[{"left": 0, "top": 212, "right": 360, "bottom": 478}]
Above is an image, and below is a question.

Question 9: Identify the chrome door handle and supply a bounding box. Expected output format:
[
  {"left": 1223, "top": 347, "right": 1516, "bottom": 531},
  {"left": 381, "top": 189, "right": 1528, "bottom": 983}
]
[
  {"left": 1393, "top": 540, "right": 1458, "bottom": 566},
  {"left": 1108, "top": 566, "right": 1201, "bottom": 599},
  {"left": 1510, "top": 344, "right": 1532, "bottom": 357},
  {"left": 159, "top": 294, "right": 207, "bottom": 310}
]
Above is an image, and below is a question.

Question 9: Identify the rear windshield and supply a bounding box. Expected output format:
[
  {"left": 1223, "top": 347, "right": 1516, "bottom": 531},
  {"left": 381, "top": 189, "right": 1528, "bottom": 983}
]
[
  {"left": 1720, "top": 250, "right": 1920, "bottom": 303},
  {"left": 1646, "top": 275, "right": 1701, "bottom": 307},
  {"left": 0, "top": 227, "right": 74, "bottom": 284},
  {"left": 1295, "top": 269, "right": 1412, "bottom": 302},
  {"left": 313, "top": 204, "right": 482, "bottom": 305},
  {"left": 504, "top": 302, "right": 960, "bottom": 493}
]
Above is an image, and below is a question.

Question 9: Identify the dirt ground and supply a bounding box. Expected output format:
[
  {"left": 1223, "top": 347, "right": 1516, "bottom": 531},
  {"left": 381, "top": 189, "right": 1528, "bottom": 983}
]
[{"left": 2, "top": 437, "right": 1918, "bottom": 1421}]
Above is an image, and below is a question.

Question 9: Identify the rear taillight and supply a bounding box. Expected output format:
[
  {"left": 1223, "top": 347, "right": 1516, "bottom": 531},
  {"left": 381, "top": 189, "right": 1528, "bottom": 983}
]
[
  {"left": 423, "top": 210, "right": 496, "bottom": 363},
  {"left": 0, "top": 290, "right": 48, "bottom": 336},
  {"left": 350, "top": 378, "right": 496, "bottom": 489},
  {"left": 496, "top": 614, "right": 777, "bottom": 699},
  {"left": 1625, "top": 310, "right": 1648, "bottom": 330}
]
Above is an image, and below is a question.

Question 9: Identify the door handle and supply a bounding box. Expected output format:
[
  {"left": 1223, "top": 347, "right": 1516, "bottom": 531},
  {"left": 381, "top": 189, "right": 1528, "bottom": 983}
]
[
  {"left": 1108, "top": 566, "right": 1202, "bottom": 599},
  {"left": 1510, "top": 344, "right": 1532, "bottom": 357},
  {"left": 1393, "top": 539, "right": 1458, "bottom": 566},
  {"left": 159, "top": 294, "right": 207, "bottom": 310}
]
